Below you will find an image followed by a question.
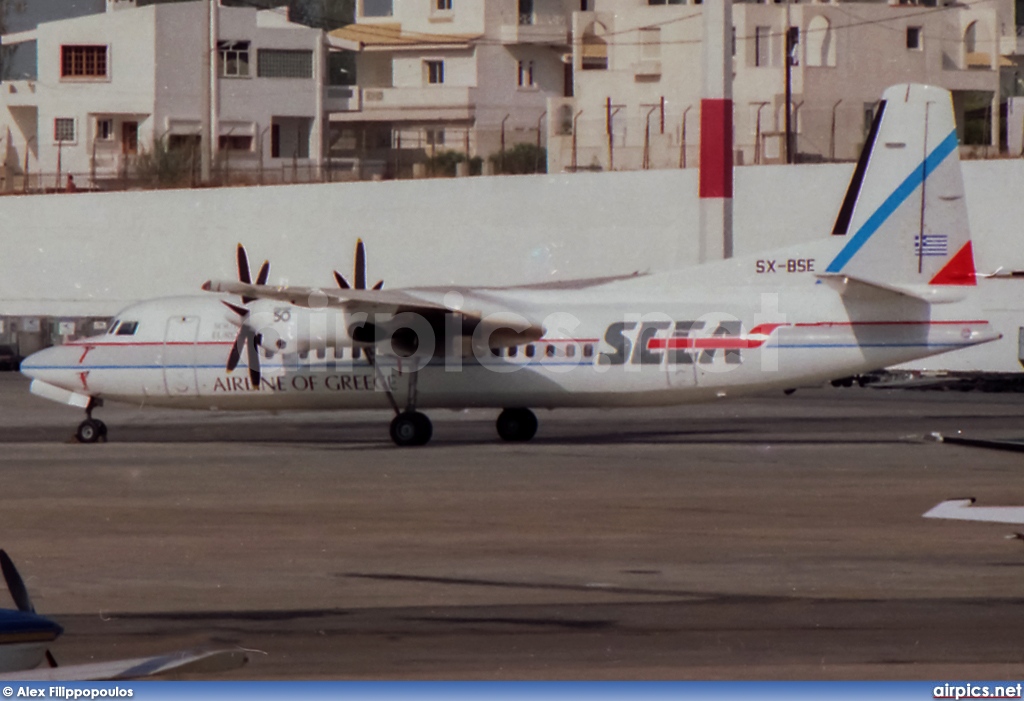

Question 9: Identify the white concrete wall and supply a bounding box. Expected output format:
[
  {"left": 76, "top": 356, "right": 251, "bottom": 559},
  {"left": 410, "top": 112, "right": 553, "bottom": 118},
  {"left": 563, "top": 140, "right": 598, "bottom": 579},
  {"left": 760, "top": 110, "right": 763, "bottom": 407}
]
[{"left": 3, "top": 158, "right": 1024, "bottom": 371}]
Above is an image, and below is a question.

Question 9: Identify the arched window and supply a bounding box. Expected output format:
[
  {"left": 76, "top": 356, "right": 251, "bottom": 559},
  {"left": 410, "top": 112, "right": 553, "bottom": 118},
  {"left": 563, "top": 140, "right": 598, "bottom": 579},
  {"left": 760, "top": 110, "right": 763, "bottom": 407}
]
[
  {"left": 964, "top": 21, "right": 991, "bottom": 68},
  {"left": 964, "top": 21, "right": 978, "bottom": 53},
  {"left": 805, "top": 15, "right": 835, "bottom": 67}
]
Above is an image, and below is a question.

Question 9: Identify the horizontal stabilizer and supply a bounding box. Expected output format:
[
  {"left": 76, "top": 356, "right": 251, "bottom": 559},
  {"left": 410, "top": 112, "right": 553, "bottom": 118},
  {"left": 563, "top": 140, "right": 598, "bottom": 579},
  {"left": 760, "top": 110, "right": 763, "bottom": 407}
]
[{"left": 816, "top": 273, "right": 968, "bottom": 303}]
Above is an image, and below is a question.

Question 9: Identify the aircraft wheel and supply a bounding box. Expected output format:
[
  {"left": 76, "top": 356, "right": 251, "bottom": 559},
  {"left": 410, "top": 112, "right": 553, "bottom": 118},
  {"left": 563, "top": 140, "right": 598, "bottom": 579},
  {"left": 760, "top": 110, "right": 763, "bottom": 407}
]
[
  {"left": 496, "top": 408, "right": 538, "bottom": 442},
  {"left": 76, "top": 419, "right": 103, "bottom": 444},
  {"left": 390, "top": 411, "right": 432, "bottom": 447}
]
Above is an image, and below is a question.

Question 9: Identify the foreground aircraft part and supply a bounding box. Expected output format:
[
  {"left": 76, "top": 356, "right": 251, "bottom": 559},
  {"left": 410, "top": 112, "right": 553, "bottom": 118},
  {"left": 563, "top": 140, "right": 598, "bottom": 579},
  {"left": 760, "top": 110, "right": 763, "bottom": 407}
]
[
  {"left": 0, "top": 550, "right": 247, "bottom": 680},
  {"left": 924, "top": 498, "right": 1024, "bottom": 525},
  {"left": 928, "top": 433, "right": 1024, "bottom": 453},
  {"left": 0, "top": 550, "right": 61, "bottom": 674},
  {"left": 20, "top": 84, "right": 1000, "bottom": 447},
  {"left": 0, "top": 649, "right": 248, "bottom": 682}
]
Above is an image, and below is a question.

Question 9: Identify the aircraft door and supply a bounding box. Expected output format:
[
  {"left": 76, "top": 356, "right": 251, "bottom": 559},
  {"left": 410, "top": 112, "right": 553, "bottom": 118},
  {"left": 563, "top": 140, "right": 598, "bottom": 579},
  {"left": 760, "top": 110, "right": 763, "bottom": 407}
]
[{"left": 163, "top": 316, "right": 200, "bottom": 396}]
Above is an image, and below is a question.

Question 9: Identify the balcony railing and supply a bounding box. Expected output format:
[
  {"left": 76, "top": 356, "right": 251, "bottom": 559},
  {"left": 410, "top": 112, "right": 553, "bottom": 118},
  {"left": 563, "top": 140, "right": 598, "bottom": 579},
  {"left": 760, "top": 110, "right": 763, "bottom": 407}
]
[
  {"left": 357, "top": 86, "right": 476, "bottom": 112},
  {"left": 500, "top": 14, "right": 568, "bottom": 44}
]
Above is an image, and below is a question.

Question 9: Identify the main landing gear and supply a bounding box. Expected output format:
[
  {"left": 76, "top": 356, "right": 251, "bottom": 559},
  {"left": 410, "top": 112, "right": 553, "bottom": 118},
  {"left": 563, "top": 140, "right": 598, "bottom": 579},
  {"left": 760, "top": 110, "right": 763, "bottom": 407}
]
[
  {"left": 368, "top": 350, "right": 435, "bottom": 447},
  {"left": 496, "top": 408, "right": 538, "bottom": 442},
  {"left": 75, "top": 398, "right": 107, "bottom": 444}
]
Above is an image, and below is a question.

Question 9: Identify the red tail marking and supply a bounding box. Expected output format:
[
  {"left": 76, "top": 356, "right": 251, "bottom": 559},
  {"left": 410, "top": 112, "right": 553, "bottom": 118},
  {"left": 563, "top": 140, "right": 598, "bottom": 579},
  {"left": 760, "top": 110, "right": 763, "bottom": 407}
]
[{"left": 929, "top": 241, "right": 976, "bottom": 286}]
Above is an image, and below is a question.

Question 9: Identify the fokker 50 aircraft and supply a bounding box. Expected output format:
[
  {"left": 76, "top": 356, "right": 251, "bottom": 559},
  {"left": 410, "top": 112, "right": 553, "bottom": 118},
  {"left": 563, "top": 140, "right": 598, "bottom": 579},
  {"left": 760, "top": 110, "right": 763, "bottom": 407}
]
[{"left": 21, "top": 84, "right": 1001, "bottom": 446}]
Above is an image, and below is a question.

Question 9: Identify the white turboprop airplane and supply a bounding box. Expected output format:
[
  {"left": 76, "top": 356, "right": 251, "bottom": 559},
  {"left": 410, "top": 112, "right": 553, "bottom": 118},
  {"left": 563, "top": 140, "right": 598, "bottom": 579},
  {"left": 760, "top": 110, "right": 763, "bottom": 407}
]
[{"left": 20, "top": 84, "right": 1001, "bottom": 446}]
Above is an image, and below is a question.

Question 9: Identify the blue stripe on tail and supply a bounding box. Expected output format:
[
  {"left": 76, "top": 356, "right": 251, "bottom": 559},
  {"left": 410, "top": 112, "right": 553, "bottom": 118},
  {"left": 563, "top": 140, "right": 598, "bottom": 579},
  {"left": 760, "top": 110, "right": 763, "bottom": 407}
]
[{"left": 825, "top": 129, "right": 959, "bottom": 274}]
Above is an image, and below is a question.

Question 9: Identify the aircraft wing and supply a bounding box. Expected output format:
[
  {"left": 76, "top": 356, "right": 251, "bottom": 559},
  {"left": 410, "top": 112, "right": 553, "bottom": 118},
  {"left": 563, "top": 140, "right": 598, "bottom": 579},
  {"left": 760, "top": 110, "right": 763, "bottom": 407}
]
[
  {"left": 202, "top": 280, "right": 545, "bottom": 346},
  {"left": 923, "top": 498, "right": 1024, "bottom": 524},
  {"left": 204, "top": 280, "right": 452, "bottom": 314},
  {"left": 0, "top": 648, "right": 248, "bottom": 681}
]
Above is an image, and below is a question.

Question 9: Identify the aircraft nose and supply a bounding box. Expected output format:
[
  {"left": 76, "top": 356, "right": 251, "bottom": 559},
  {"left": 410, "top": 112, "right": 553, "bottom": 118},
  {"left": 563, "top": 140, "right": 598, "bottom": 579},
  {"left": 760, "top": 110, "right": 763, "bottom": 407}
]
[{"left": 19, "top": 345, "right": 74, "bottom": 383}]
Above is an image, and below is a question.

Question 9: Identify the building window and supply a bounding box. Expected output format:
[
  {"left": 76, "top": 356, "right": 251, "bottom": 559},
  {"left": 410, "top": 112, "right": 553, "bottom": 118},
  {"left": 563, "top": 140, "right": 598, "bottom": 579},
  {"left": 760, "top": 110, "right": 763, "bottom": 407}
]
[
  {"left": 218, "top": 40, "right": 250, "bottom": 77},
  {"left": 61, "top": 45, "right": 107, "bottom": 78},
  {"left": 426, "top": 128, "right": 445, "bottom": 146},
  {"left": 647, "top": 0, "right": 685, "bottom": 4},
  {"left": 436, "top": 0, "right": 452, "bottom": 9},
  {"left": 755, "top": 26, "right": 770, "bottom": 67},
  {"left": 518, "top": 60, "right": 535, "bottom": 87},
  {"left": 95, "top": 118, "right": 114, "bottom": 141},
  {"left": 257, "top": 50, "right": 313, "bottom": 79},
  {"left": 425, "top": 60, "right": 445, "bottom": 84},
  {"left": 519, "top": 0, "right": 533, "bottom": 24},
  {"left": 640, "top": 27, "right": 661, "bottom": 60},
  {"left": 362, "top": 0, "right": 393, "bottom": 17},
  {"left": 219, "top": 135, "right": 253, "bottom": 151},
  {"left": 54, "top": 118, "right": 75, "bottom": 143},
  {"left": 906, "top": 26, "right": 922, "bottom": 50}
]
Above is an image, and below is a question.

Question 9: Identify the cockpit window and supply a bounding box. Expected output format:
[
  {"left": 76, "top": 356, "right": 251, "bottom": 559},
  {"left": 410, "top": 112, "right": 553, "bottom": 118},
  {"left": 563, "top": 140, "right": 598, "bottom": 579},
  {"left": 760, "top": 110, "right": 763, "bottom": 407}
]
[
  {"left": 116, "top": 321, "right": 139, "bottom": 336},
  {"left": 108, "top": 321, "right": 120, "bottom": 335}
]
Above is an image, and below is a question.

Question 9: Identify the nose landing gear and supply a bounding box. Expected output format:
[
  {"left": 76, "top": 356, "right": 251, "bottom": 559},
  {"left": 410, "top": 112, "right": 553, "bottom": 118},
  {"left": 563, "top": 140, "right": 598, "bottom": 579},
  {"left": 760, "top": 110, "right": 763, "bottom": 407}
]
[{"left": 75, "top": 399, "right": 107, "bottom": 444}]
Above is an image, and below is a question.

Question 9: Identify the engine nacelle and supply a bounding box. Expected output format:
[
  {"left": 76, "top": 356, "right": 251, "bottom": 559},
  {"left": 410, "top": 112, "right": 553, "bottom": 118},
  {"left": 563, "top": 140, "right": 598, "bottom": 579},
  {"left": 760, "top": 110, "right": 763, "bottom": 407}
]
[{"left": 233, "top": 301, "right": 433, "bottom": 358}]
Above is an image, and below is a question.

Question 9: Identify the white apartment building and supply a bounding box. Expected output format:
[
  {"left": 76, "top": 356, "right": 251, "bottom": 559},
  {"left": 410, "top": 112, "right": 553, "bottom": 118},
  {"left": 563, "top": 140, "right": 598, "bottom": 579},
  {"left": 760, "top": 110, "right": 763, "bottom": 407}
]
[
  {"left": 0, "top": 0, "right": 350, "bottom": 189},
  {"left": 329, "top": 0, "right": 586, "bottom": 174},
  {"left": 548, "top": 0, "right": 1017, "bottom": 173}
]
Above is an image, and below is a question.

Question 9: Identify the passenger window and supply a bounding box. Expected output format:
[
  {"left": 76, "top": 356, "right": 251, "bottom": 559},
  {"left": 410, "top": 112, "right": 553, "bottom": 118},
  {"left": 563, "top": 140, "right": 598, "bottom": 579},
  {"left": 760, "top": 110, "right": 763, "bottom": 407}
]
[
  {"left": 116, "top": 321, "right": 138, "bottom": 335},
  {"left": 545, "top": 345, "right": 555, "bottom": 358},
  {"left": 352, "top": 348, "right": 361, "bottom": 360},
  {"left": 566, "top": 345, "right": 576, "bottom": 358},
  {"left": 525, "top": 345, "right": 536, "bottom": 358},
  {"left": 490, "top": 347, "right": 500, "bottom": 357},
  {"left": 108, "top": 321, "right": 120, "bottom": 335},
  {"left": 583, "top": 344, "right": 594, "bottom": 358},
  {"left": 299, "top": 350, "right": 309, "bottom": 360},
  {"left": 509, "top": 346, "right": 518, "bottom": 358}
]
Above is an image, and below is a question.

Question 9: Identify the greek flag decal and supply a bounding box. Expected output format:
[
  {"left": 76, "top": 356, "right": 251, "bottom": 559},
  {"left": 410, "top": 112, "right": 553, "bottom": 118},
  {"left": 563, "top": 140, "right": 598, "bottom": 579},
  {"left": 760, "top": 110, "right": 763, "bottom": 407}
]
[{"left": 914, "top": 234, "right": 948, "bottom": 257}]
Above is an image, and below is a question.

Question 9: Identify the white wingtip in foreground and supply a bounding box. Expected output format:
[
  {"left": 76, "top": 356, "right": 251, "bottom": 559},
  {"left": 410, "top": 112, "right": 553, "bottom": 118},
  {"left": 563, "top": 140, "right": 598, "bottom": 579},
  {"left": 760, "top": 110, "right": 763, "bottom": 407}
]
[{"left": 923, "top": 498, "right": 1024, "bottom": 525}]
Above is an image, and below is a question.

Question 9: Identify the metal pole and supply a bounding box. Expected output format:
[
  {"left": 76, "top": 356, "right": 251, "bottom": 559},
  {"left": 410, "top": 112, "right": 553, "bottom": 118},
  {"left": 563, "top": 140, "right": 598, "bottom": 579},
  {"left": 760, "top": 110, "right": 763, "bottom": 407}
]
[
  {"left": 680, "top": 105, "right": 691, "bottom": 169},
  {"left": 754, "top": 102, "right": 769, "bottom": 164},
  {"left": 23, "top": 136, "right": 33, "bottom": 193},
  {"left": 605, "top": 97, "right": 612, "bottom": 171},
  {"left": 200, "top": 0, "right": 212, "bottom": 183},
  {"left": 699, "top": 0, "right": 733, "bottom": 261},
  {"left": 500, "top": 114, "right": 510, "bottom": 173},
  {"left": 536, "top": 110, "right": 546, "bottom": 173},
  {"left": 643, "top": 106, "right": 657, "bottom": 170},
  {"left": 571, "top": 109, "right": 582, "bottom": 171},
  {"left": 784, "top": 0, "right": 794, "bottom": 164},
  {"left": 830, "top": 98, "right": 842, "bottom": 161}
]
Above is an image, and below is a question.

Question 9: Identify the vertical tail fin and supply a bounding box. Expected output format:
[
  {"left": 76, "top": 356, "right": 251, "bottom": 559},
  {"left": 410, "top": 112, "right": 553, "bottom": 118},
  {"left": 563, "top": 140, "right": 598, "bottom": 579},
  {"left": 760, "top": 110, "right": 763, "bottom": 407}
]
[{"left": 823, "top": 84, "right": 976, "bottom": 293}]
